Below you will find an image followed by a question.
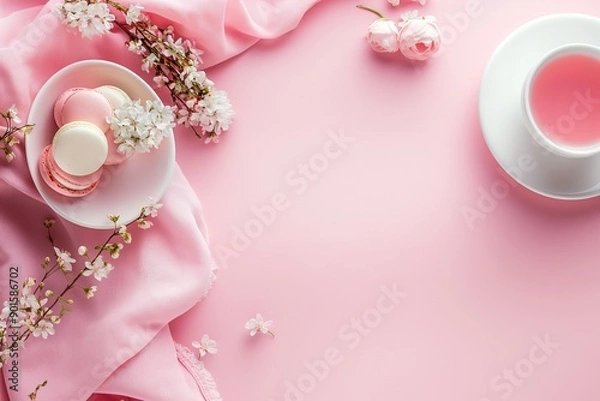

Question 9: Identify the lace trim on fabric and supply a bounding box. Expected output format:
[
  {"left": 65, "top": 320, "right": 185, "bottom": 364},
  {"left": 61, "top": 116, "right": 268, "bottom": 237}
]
[
  {"left": 200, "top": 259, "right": 218, "bottom": 300},
  {"left": 175, "top": 343, "right": 223, "bottom": 401}
]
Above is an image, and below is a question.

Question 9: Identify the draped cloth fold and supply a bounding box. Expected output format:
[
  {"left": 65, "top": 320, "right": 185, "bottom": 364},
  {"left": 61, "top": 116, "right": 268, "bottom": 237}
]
[{"left": 0, "top": 1, "right": 319, "bottom": 400}]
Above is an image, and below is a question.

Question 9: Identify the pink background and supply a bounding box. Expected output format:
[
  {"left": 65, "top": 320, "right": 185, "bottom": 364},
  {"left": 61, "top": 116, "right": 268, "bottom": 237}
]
[{"left": 171, "top": 0, "right": 600, "bottom": 400}]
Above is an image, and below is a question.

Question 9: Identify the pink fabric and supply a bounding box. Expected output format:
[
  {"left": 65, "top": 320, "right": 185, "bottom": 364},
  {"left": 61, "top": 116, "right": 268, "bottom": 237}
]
[{"left": 0, "top": 1, "right": 318, "bottom": 400}]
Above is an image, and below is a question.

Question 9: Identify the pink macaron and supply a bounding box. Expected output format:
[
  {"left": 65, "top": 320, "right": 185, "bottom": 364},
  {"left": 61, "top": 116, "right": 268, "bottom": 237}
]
[
  {"left": 54, "top": 88, "right": 113, "bottom": 132},
  {"left": 39, "top": 145, "right": 103, "bottom": 198}
]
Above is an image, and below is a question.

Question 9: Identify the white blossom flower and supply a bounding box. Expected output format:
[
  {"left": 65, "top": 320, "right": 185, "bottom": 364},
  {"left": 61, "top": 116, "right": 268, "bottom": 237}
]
[
  {"left": 125, "top": 4, "right": 144, "bottom": 24},
  {"left": 84, "top": 286, "right": 97, "bottom": 299},
  {"left": 108, "top": 243, "right": 124, "bottom": 259},
  {"left": 195, "top": 90, "right": 235, "bottom": 136},
  {"left": 141, "top": 53, "right": 159, "bottom": 73},
  {"left": 19, "top": 286, "right": 41, "bottom": 312},
  {"left": 6, "top": 105, "right": 20, "bottom": 124},
  {"left": 137, "top": 219, "right": 153, "bottom": 230},
  {"left": 153, "top": 75, "right": 169, "bottom": 87},
  {"left": 78, "top": 246, "right": 88, "bottom": 256},
  {"left": 0, "top": 302, "right": 10, "bottom": 330},
  {"left": 127, "top": 39, "right": 145, "bottom": 55},
  {"left": 142, "top": 200, "right": 163, "bottom": 218},
  {"left": 0, "top": 349, "right": 10, "bottom": 365},
  {"left": 245, "top": 313, "right": 274, "bottom": 337},
  {"left": 23, "top": 277, "right": 36, "bottom": 289},
  {"left": 119, "top": 225, "right": 132, "bottom": 244},
  {"left": 4, "top": 135, "right": 19, "bottom": 147},
  {"left": 3, "top": 149, "right": 14, "bottom": 163},
  {"left": 61, "top": 0, "right": 115, "bottom": 38},
  {"left": 32, "top": 319, "right": 55, "bottom": 339},
  {"left": 108, "top": 100, "right": 175, "bottom": 156},
  {"left": 83, "top": 256, "right": 114, "bottom": 281},
  {"left": 192, "top": 334, "right": 218, "bottom": 358},
  {"left": 54, "top": 247, "right": 76, "bottom": 272},
  {"left": 181, "top": 66, "right": 208, "bottom": 89}
]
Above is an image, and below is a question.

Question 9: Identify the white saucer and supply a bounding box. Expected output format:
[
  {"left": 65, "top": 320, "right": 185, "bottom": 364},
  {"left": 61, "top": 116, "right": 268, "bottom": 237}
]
[
  {"left": 479, "top": 13, "right": 600, "bottom": 200},
  {"left": 26, "top": 60, "right": 175, "bottom": 229}
]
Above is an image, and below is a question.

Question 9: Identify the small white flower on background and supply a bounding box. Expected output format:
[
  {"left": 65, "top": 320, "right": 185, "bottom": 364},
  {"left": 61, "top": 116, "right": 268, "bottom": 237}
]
[
  {"left": 163, "top": 36, "right": 186, "bottom": 58},
  {"left": 192, "top": 334, "right": 218, "bottom": 358},
  {"left": 125, "top": 4, "right": 144, "bottom": 24},
  {"left": 54, "top": 247, "right": 76, "bottom": 272},
  {"left": 32, "top": 319, "right": 55, "bottom": 339},
  {"left": 23, "top": 277, "right": 36, "bottom": 289},
  {"left": 388, "top": 0, "right": 426, "bottom": 6},
  {"left": 6, "top": 105, "right": 20, "bottom": 124},
  {"left": 245, "top": 313, "right": 275, "bottom": 337},
  {"left": 127, "top": 39, "right": 145, "bottom": 55},
  {"left": 142, "top": 200, "right": 163, "bottom": 218},
  {"left": 0, "top": 302, "right": 10, "bottom": 330},
  {"left": 61, "top": 0, "right": 115, "bottom": 38},
  {"left": 141, "top": 53, "right": 160, "bottom": 73},
  {"left": 78, "top": 246, "right": 88, "bottom": 256},
  {"left": 109, "top": 243, "right": 124, "bottom": 259},
  {"left": 119, "top": 225, "right": 132, "bottom": 244},
  {"left": 4, "top": 150, "right": 14, "bottom": 163},
  {"left": 19, "top": 286, "right": 43, "bottom": 313},
  {"left": 84, "top": 286, "right": 97, "bottom": 299},
  {"left": 137, "top": 219, "right": 153, "bottom": 230},
  {"left": 83, "top": 256, "right": 114, "bottom": 281}
]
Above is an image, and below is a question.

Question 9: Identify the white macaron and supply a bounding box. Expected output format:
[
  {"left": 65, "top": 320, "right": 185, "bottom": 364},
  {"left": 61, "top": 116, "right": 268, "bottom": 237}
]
[
  {"left": 52, "top": 121, "right": 108, "bottom": 176},
  {"left": 95, "top": 85, "right": 131, "bottom": 109}
]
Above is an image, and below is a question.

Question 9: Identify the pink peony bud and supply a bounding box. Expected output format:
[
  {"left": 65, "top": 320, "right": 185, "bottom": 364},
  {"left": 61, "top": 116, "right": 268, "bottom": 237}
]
[
  {"left": 366, "top": 18, "right": 400, "bottom": 53},
  {"left": 398, "top": 12, "right": 441, "bottom": 61}
]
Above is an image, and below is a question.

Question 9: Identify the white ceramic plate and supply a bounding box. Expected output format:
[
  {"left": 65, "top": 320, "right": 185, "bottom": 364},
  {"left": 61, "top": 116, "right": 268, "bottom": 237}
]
[
  {"left": 26, "top": 60, "right": 175, "bottom": 229},
  {"left": 479, "top": 14, "right": 600, "bottom": 200}
]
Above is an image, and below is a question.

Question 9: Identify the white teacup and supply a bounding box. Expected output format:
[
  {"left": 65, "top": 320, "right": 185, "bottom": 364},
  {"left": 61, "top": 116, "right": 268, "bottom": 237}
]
[{"left": 522, "top": 43, "right": 600, "bottom": 159}]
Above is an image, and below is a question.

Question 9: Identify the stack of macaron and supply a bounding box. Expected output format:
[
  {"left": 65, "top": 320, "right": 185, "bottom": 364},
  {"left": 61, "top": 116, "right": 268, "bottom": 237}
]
[{"left": 39, "top": 85, "right": 132, "bottom": 197}]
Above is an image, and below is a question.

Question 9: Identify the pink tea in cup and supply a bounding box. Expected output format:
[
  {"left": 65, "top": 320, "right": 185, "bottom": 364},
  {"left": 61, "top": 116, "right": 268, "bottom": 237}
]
[{"left": 530, "top": 52, "right": 600, "bottom": 148}]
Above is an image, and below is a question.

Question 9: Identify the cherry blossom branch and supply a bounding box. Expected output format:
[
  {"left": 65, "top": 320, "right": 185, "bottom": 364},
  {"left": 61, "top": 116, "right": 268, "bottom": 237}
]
[
  {"left": 0, "top": 106, "right": 34, "bottom": 162},
  {"left": 0, "top": 201, "right": 162, "bottom": 366},
  {"left": 59, "top": 0, "right": 234, "bottom": 144}
]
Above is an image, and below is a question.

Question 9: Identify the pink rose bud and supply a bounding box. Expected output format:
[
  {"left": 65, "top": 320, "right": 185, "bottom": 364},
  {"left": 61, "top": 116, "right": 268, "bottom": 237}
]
[
  {"left": 366, "top": 18, "right": 400, "bottom": 53},
  {"left": 398, "top": 12, "right": 441, "bottom": 61},
  {"left": 388, "top": 0, "right": 427, "bottom": 6}
]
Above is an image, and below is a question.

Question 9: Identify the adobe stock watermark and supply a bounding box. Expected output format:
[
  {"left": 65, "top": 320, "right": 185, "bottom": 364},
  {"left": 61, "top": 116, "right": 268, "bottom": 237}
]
[
  {"left": 434, "top": 0, "right": 485, "bottom": 57},
  {"left": 11, "top": 1, "right": 62, "bottom": 59},
  {"left": 270, "top": 283, "right": 407, "bottom": 401},
  {"left": 461, "top": 154, "right": 537, "bottom": 231},
  {"left": 408, "top": 0, "right": 485, "bottom": 75},
  {"left": 462, "top": 88, "right": 600, "bottom": 230},
  {"left": 214, "top": 129, "right": 357, "bottom": 268},
  {"left": 478, "top": 333, "right": 560, "bottom": 401},
  {"left": 67, "top": 327, "right": 154, "bottom": 401}
]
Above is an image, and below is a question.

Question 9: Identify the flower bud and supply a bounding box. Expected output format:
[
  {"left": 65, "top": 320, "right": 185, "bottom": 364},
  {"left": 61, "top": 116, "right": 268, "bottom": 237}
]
[
  {"left": 366, "top": 19, "right": 400, "bottom": 53},
  {"left": 398, "top": 13, "right": 441, "bottom": 61}
]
